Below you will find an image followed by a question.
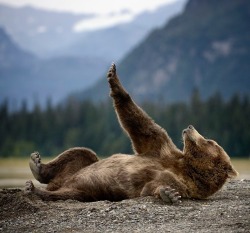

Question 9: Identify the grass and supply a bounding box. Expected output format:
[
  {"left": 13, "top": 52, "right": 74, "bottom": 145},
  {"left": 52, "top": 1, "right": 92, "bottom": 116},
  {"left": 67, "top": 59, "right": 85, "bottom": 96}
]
[
  {"left": 0, "top": 157, "right": 50, "bottom": 188},
  {"left": 231, "top": 159, "right": 250, "bottom": 179},
  {"left": 0, "top": 157, "right": 51, "bottom": 178},
  {"left": 0, "top": 157, "right": 249, "bottom": 188}
]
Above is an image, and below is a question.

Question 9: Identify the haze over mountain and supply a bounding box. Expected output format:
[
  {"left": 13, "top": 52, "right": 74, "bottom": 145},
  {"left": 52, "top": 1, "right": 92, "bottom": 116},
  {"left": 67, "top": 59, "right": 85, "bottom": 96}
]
[
  {"left": 0, "top": 1, "right": 186, "bottom": 60},
  {"left": 0, "top": 1, "right": 186, "bottom": 109},
  {"left": 0, "top": 27, "right": 107, "bottom": 109},
  {"left": 73, "top": 0, "right": 250, "bottom": 103},
  {"left": 0, "top": 4, "right": 92, "bottom": 58},
  {"left": 61, "top": 1, "right": 187, "bottom": 61}
]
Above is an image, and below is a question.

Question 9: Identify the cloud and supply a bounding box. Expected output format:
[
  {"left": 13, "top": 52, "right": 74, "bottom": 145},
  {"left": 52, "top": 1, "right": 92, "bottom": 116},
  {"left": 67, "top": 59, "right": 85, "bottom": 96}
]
[
  {"left": 73, "top": 12, "right": 134, "bottom": 32},
  {"left": 0, "top": 0, "right": 176, "bottom": 14}
]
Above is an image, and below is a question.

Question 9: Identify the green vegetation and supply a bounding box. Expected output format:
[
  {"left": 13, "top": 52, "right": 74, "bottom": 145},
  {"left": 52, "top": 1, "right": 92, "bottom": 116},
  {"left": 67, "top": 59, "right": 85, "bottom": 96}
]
[{"left": 0, "top": 91, "right": 249, "bottom": 158}]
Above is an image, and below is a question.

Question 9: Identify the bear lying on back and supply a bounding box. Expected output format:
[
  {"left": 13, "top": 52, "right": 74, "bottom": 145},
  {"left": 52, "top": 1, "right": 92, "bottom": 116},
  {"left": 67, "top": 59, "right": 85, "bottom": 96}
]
[{"left": 25, "top": 63, "right": 238, "bottom": 203}]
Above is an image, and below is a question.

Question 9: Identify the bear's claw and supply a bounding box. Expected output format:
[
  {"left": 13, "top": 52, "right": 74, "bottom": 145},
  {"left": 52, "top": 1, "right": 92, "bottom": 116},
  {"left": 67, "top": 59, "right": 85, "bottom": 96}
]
[
  {"left": 107, "top": 62, "right": 116, "bottom": 79},
  {"left": 24, "top": 180, "right": 34, "bottom": 194},
  {"left": 159, "top": 186, "right": 181, "bottom": 204},
  {"left": 30, "top": 151, "right": 41, "bottom": 168},
  {"left": 29, "top": 151, "right": 43, "bottom": 182}
]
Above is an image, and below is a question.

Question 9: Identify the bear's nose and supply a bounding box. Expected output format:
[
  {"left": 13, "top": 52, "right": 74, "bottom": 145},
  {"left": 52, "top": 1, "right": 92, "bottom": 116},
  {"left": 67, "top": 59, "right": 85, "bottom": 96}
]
[{"left": 188, "top": 125, "right": 194, "bottom": 130}]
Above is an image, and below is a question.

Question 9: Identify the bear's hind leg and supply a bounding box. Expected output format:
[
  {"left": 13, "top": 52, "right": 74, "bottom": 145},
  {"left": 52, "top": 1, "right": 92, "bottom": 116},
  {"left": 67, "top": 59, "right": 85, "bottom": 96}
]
[
  {"left": 24, "top": 180, "right": 83, "bottom": 201},
  {"left": 29, "top": 147, "right": 99, "bottom": 189}
]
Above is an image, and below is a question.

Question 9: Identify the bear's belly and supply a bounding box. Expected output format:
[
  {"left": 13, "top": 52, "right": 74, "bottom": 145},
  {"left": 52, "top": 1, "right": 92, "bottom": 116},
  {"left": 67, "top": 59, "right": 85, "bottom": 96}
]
[{"left": 65, "top": 155, "right": 158, "bottom": 200}]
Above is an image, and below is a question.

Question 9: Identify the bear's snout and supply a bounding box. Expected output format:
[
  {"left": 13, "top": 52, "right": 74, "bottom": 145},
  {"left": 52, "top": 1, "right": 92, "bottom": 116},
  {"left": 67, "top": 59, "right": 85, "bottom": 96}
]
[{"left": 182, "top": 125, "right": 194, "bottom": 136}]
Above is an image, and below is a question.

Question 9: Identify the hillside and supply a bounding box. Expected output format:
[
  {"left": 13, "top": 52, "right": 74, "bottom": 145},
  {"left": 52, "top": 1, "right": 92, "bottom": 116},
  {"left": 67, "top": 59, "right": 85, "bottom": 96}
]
[
  {"left": 0, "top": 28, "right": 36, "bottom": 69},
  {"left": 62, "top": 0, "right": 187, "bottom": 61},
  {"left": 0, "top": 4, "right": 92, "bottom": 58},
  {"left": 74, "top": 0, "right": 250, "bottom": 103},
  {"left": 0, "top": 1, "right": 186, "bottom": 109},
  {"left": 0, "top": 28, "right": 107, "bottom": 109}
]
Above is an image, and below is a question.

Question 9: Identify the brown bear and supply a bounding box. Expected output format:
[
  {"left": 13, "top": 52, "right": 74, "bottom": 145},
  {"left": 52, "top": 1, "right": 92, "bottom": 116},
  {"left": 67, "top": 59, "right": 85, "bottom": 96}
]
[{"left": 24, "top": 63, "right": 238, "bottom": 203}]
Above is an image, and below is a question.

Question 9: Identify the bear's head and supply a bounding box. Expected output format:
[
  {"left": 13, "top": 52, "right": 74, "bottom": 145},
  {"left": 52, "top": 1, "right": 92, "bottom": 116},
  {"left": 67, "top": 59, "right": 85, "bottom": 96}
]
[{"left": 182, "top": 125, "right": 238, "bottom": 197}]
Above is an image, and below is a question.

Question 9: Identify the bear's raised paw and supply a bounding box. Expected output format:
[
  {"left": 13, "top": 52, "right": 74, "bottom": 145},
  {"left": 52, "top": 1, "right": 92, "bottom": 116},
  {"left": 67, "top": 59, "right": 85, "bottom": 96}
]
[{"left": 107, "top": 62, "right": 117, "bottom": 80}]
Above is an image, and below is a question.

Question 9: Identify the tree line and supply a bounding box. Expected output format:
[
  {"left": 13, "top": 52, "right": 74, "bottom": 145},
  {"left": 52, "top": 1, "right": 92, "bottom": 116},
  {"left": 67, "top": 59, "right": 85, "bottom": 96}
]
[{"left": 0, "top": 91, "right": 249, "bottom": 158}]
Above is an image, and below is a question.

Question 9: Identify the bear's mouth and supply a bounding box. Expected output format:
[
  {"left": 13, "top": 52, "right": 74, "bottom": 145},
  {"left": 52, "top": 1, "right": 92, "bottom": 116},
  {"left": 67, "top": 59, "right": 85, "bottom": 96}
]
[{"left": 182, "top": 131, "right": 196, "bottom": 143}]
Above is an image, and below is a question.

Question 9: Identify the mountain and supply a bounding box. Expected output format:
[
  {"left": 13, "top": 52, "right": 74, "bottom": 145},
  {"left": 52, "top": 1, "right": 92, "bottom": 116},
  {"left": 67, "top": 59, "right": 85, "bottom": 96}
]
[
  {"left": 0, "top": 1, "right": 187, "bottom": 109},
  {"left": 0, "top": 28, "right": 107, "bottom": 109},
  {"left": 61, "top": 0, "right": 187, "bottom": 61},
  {"left": 73, "top": 0, "right": 250, "bottom": 103},
  {"left": 0, "top": 4, "right": 92, "bottom": 58},
  {"left": 0, "top": 27, "right": 36, "bottom": 69},
  {"left": 0, "top": 1, "right": 186, "bottom": 60},
  {"left": 0, "top": 27, "right": 38, "bottom": 106}
]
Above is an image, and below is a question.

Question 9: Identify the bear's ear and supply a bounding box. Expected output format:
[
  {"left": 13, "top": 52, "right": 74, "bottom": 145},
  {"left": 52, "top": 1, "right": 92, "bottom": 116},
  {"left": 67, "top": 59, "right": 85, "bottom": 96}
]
[{"left": 227, "top": 166, "right": 239, "bottom": 178}]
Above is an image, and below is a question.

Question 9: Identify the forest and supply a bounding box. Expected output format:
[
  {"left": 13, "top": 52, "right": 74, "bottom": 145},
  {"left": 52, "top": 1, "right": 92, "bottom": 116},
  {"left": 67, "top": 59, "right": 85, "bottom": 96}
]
[{"left": 0, "top": 90, "right": 249, "bottom": 158}]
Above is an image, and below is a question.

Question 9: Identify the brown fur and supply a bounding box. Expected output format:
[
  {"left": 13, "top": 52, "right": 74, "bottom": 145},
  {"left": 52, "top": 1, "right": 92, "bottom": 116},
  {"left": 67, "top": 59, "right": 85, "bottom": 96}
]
[{"left": 25, "top": 63, "right": 238, "bottom": 203}]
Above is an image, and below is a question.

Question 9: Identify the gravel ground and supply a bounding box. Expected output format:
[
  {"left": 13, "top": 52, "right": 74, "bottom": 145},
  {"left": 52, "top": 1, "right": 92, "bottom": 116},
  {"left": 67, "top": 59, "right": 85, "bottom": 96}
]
[{"left": 0, "top": 180, "right": 249, "bottom": 233}]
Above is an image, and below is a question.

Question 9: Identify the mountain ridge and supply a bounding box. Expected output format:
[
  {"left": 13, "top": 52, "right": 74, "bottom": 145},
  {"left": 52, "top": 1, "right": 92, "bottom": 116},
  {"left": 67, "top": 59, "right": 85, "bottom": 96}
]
[
  {"left": 0, "top": 1, "right": 186, "bottom": 60},
  {"left": 0, "top": 27, "right": 107, "bottom": 110},
  {"left": 0, "top": 1, "right": 187, "bottom": 109},
  {"left": 72, "top": 0, "right": 250, "bottom": 103}
]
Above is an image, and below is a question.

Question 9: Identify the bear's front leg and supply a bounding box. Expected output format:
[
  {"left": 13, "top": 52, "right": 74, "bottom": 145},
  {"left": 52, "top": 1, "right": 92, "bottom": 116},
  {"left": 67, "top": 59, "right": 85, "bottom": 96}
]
[
  {"left": 141, "top": 183, "right": 182, "bottom": 204},
  {"left": 141, "top": 171, "right": 189, "bottom": 204},
  {"left": 157, "top": 186, "right": 182, "bottom": 204},
  {"left": 106, "top": 63, "right": 174, "bottom": 155}
]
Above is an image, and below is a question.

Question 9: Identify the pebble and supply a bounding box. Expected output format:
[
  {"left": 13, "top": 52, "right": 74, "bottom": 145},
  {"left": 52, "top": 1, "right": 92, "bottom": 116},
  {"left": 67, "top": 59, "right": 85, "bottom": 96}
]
[{"left": 0, "top": 180, "right": 249, "bottom": 232}]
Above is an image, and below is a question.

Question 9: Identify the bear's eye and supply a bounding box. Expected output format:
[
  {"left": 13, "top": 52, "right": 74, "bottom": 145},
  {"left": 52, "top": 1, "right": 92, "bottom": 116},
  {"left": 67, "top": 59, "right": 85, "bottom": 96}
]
[
  {"left": 207, "top": 140, "right": 220, "bottom": 150},
  {"left": 207, "top": 140, "right": 215, "bottom": 145}
]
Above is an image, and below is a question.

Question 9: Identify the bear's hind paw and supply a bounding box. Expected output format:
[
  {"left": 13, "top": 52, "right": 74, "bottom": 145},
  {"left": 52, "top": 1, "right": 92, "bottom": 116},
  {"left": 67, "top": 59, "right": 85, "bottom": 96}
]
[
  {"left": 24, "top": 180, "right": 34, "bottom": 194},
  {"left": 30, "top": 151, "right": 41, "bottom": 168},
  {"left": 29, "top": 151, "right": 43, "bottom": 181}
]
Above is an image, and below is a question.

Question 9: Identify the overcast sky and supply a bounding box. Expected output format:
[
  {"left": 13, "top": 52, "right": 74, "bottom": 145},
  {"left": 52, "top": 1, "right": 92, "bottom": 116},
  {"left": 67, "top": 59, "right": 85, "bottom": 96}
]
[
  {"left": 0, "top": 0, "right": 178, "bottom": 14},
  {"left": 0, "top": 0, "right": 181, "bottom": 31}
]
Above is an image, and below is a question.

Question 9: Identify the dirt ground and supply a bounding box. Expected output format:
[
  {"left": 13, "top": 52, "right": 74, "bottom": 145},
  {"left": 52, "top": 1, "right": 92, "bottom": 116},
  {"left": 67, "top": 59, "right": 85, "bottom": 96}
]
[{"left": 0, "top": 180, "right": 249, "bottom": 233}]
